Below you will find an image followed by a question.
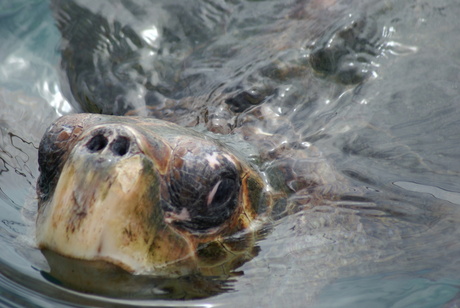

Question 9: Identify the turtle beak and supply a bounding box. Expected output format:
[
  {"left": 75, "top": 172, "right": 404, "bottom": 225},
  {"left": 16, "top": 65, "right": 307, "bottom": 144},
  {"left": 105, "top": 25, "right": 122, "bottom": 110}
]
[
  {"left": 36, "top": 123, "right": 191, "bottom": 275},
  {"left": 36, "top": 114, "right": 262, "bottom": 279}
]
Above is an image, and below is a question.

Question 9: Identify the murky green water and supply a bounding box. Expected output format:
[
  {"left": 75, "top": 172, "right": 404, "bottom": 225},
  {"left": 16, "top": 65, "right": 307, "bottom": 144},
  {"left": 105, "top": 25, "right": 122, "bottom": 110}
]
[{"left": 1, "top": 0, "right": 460, "bottom": 307}]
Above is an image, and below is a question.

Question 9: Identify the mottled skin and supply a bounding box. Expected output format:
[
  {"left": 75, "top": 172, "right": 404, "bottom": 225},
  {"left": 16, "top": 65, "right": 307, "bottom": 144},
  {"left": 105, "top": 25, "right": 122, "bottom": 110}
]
[{"left": 37, "top": 114, "right": 268, "bottom": 278}]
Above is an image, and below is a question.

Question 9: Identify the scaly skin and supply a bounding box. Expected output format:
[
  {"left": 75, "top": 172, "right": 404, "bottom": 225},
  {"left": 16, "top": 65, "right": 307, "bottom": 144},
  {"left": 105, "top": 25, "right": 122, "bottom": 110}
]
[{"left": 36, "top": 114, "right": 268, "bottom": 277}]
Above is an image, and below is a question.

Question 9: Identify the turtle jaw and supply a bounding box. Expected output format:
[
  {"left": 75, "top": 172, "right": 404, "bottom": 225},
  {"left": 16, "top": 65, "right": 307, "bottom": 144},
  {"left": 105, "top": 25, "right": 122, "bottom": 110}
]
[
  {"left": 36, "top": 125, "right": 193, "bottom": 275},
  {"left": 36, "top": 114, "right": 267, "bottom": 278}
]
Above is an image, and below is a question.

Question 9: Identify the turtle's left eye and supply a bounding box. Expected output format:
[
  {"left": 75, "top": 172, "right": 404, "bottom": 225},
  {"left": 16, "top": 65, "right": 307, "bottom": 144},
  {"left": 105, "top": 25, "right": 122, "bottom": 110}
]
[
  {"left": 165, "top": 149, "right": 241, "bottom": 233},
  {"left": 207, "top": 178, "right": 236, "bottom": 208}
]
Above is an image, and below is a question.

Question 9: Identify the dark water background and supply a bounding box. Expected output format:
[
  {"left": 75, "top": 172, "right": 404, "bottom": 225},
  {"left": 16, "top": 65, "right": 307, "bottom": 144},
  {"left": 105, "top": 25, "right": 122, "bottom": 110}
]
[{"left": 1, "top": 0, "right": 460, "bottom": 307}]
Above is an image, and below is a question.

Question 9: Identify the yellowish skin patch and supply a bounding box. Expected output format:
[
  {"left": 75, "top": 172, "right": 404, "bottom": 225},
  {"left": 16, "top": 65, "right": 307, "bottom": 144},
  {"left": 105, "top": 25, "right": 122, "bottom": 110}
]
[{"left": 36, "top": 114, "right": 267, "bottom": 278}]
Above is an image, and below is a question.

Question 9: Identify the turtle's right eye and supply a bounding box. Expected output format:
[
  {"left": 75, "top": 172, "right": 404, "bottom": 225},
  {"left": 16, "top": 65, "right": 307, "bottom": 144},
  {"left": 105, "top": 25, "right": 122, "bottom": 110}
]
[{"left": 37, "top": 123, "right": 83, "bottom": 205}]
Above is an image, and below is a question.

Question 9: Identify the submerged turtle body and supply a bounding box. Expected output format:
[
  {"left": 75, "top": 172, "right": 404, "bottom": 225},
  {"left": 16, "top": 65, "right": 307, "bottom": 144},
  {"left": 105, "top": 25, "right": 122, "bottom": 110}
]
[
  {"left": 36, "top": 0, "right": 365, "bottom": 298},
  {"left": 36, "top": 114, "right": 268, "bottom": 277}
]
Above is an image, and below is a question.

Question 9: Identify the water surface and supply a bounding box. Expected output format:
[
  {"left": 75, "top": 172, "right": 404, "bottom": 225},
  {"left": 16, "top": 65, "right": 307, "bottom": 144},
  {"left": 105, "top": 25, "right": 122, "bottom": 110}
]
[{"left": 1, "top": 0, "right": 460, "bottom": 307}]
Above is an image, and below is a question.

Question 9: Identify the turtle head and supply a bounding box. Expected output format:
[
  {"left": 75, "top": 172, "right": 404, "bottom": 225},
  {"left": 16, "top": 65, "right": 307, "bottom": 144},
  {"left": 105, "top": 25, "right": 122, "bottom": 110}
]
[{"left": 36, "top": 114, "right": 269, "bottom": 278}]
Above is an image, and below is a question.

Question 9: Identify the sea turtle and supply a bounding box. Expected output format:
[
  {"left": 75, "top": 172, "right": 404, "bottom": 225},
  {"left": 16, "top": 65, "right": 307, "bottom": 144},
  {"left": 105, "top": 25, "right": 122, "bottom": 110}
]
[
  {"left": 36, "top": 110, "right": 341, "bottom": 297},
  {"left": 36, "top": 0, "right": 382, "bottom": 300},
  {"left": 36, "top": 113, "right": 268, "bottom": 277}
]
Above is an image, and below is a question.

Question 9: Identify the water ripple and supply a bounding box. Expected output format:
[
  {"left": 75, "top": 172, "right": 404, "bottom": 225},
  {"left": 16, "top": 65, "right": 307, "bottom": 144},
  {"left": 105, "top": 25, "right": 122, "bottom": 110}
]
[{"left": 394, "top": 181, "right": 460, "bottom": 206}]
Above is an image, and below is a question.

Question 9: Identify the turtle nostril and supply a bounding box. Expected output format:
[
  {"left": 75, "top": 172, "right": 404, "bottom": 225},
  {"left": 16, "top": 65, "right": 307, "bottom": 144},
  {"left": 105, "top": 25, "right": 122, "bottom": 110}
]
[
  {"left": 111, "top": 136, "right": 130, "bottom": 156},
  {"left": 86, "top": 134, "right": 108, "bottom": 152}
]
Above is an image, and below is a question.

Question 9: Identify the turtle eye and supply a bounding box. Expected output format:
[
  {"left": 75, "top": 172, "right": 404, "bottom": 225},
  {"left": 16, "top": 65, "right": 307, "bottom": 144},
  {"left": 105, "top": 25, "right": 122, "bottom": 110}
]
[
  {"left": 165, "top": 148, "right": 241, "bottom": 233},
  {"left": 207, "top": 178, "right": 236, "bottom": 208}
]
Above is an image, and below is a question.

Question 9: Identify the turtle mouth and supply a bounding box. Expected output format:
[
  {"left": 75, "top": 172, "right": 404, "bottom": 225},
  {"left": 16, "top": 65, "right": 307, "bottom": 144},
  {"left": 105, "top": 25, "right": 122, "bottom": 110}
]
[{"left": 36, "top": 123, "right": 172, "bottom": 274}]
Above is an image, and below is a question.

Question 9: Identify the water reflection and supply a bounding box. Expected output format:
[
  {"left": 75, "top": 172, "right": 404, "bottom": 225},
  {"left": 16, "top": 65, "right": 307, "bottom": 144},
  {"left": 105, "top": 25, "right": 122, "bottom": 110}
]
[
  {"left": 395, "top": 181, "right": 460, "bottom": 206},
  {"left": 316, "top": 274, "right": 460, "bottom": 308},
  {"left": 0, "top": 0, "right": 460, "bottom": 306}
]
